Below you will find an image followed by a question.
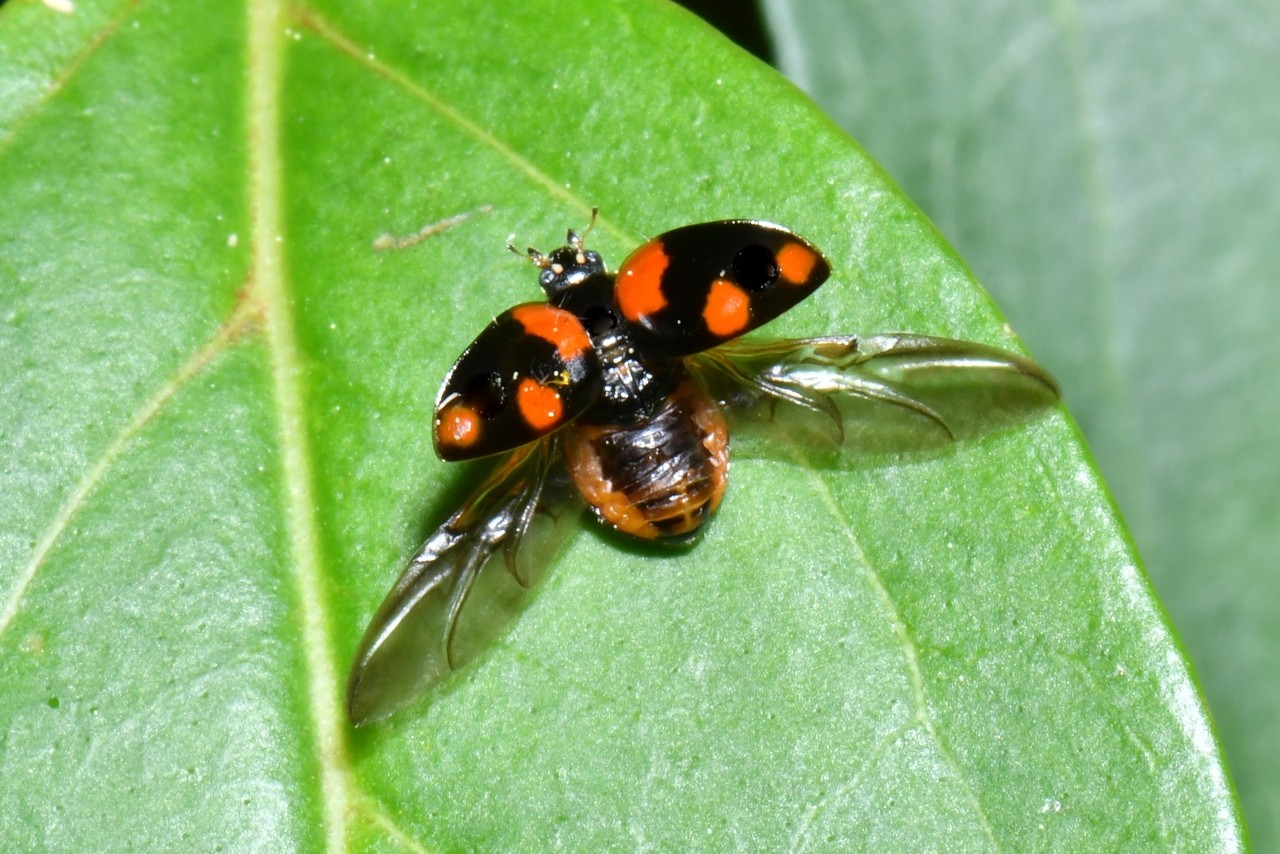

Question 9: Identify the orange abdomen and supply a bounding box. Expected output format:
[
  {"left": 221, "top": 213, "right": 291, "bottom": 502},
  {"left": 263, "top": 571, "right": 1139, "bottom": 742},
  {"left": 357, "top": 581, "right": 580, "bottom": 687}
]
[{"left": 564, "top": 378, "right": 729, "bottom": 540}]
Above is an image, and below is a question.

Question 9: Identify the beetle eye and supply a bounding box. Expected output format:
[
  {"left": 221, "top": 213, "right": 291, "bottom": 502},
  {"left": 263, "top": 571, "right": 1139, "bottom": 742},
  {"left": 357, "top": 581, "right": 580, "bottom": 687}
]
[
  {"left": 584, "top": 304, "right": 619, "bottom": 337},
  {"left": 732, "top": 244, "right": 780, "bottom": 291},
  {"left": 462, "top": 371, "right": 506, "bottom": 417}
]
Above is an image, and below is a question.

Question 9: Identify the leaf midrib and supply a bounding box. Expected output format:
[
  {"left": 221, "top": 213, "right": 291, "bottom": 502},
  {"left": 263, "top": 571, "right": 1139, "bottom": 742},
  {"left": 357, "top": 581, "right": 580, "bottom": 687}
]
[{"left": 248, "top": 0, "right": 353, "bottom": 849}]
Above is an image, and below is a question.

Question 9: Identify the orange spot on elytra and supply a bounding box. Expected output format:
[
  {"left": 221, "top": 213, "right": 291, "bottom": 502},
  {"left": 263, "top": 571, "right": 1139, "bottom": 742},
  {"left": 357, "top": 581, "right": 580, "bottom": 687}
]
[
  {"left": 516, "top": 377, "right": 563, "bottom": 432},
  {"left": 437, "top": 403, "right": 481, "bottom": 449},
  {"left": 703, "top": 279, "right": 750, "bottom": 337},
  {"left": 776, "top": 242, "right": 818, "bottom": 284},
  {"left": 511, "top": 304, "right": 591, "bottom": 360},
  {"left": 615, "top": 241, "right": 669, "bottom": 322}
]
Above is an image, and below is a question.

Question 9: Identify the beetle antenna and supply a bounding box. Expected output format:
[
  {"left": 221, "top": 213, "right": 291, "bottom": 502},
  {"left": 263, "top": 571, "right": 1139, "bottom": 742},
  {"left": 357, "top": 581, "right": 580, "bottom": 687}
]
[
  {"left": 566, "top": 207, "right": 599, "bottom": 250},
  {"left": 508, "top": 241, "right": 549, "bottom": 267}
]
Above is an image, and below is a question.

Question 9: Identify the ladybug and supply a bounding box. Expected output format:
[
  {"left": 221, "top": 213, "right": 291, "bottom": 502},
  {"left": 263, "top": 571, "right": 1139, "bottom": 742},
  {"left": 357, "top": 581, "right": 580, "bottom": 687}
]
[{"left": 347, "top": 213, "right": 1058, "bottom": 724}]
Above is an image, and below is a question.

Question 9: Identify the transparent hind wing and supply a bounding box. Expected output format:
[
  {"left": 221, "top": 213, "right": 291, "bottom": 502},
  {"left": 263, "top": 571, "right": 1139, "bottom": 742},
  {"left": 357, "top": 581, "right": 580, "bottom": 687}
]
[
  {"left": 346, "top": 438, "right": 582, "bottom": 725},
  {"left": 692, "top": 334, "right": 1059, "bottom": 460}
]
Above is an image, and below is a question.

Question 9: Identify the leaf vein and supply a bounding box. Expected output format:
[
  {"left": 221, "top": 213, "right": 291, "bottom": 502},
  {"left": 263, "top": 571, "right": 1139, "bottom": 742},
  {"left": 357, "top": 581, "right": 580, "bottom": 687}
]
[
  {"left": 788, "top": 719, "right": 921, "bottom": 853},
  {"left": 0, "top": 0, "right": 144, "bottom": 159},
  {"left": 0, "top": 295, "right": 259, "bottom": 638},
  {"left": 800, "top": 461, "right": 1001, "bottom": 849},
  {"left": 355, "top": 796, "right": 434, "bottom": 854},
  {"left": 291, "top": 3, "right": 629, "bottom": 243}
]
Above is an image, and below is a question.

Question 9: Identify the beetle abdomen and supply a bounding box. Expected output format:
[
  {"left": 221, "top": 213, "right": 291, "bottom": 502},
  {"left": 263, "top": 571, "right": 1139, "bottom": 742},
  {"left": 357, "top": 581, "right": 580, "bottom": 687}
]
[{"left": 564, "top": 377, "right": 729, "bottom": 540}]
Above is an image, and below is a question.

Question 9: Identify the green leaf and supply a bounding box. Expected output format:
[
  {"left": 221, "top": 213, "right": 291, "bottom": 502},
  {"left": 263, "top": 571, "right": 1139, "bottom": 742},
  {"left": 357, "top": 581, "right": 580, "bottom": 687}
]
[
  {"left": 767, "top": 0, "right": 1271, "bottom": 845},
  {"left": 0, "top": 0, "right": 1239, "bottom": 849}
]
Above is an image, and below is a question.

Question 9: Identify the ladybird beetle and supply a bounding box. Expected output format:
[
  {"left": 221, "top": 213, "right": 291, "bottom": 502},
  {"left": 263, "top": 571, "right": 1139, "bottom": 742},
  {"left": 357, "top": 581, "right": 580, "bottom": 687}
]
[{"left": 346, "top": 213, "right": 1059, "bottom": 724}]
